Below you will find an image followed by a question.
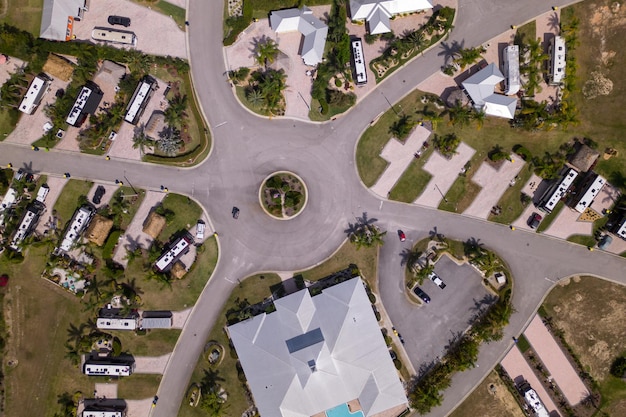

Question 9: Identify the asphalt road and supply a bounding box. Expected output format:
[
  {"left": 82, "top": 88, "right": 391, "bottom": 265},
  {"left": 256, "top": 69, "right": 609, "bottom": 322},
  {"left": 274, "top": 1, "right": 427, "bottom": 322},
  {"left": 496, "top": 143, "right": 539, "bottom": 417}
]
[{"left": 1, "top": 1, "right": 622, "bottom": 416}]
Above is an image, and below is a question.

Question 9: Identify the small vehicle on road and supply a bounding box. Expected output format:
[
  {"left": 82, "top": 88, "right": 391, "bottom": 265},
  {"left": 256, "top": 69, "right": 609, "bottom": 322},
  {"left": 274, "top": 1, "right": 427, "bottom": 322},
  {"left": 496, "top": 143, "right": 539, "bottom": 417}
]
[
  {"left": 413, "top": 286, "right": 431, "bottom": 303},
  {"left": 196, "top": 220, "right": 205, "bottom": 240},
  {"left": 528, "top": 212, "right": 542, "bottom": 229},
  {"left": 108, "top": 15, "right": 131, "bottom": 27},
  {"left": 428, "top": 271, "right": 446, "bottom": 289},
  {"left": 92, "top": 185, "right": 106, "bottom": 204},
  {"left": 232, "top": 206, "right": 240, "bottom": 219},
  {"left": 398, "top": 230, "right": 406, "bottom": 242},
  {"left": 398, "top": 334, "right": 405, "bottom": 344},
  {"left": 152, "top": 395, "right": 159, "bottom": 408}
]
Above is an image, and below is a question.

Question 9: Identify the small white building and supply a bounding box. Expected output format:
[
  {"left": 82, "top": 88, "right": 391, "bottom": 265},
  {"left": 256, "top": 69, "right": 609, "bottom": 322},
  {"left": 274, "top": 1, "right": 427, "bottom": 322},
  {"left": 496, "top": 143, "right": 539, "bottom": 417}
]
[
  {"left": 462, "top": 63, "right": 517, "bottom": 119},
  {"left": 349, "top": 0, "right": 433, "bottom": 34},
  {"left": 548, "top": 36, "right": 566, "bottom": 85},
  {"left": 58, "top": 205, "right": 95, "bottom": 252},
  {"left": 19, "top": 76, "right": 51, "bottom": 114},
  {"left": 141, "top": 311, "right": 173, "bottom": 329},
  {"left": 538, "top": 168, "right": 578, "bottom": 213},
  {"left": 36, "top": 184, "right": 50, "bottom": 203},
  {"left": 502, "top": 45, "right": 520, "bottom": 95},
  {"left": 124, "top": 76, "right": 157, "bottom": 125},
  {"left": 269, "top": 7, "right": 328, "bottom": 66},
  {"left": 83, "top": 360, "right": 135, "bottom": 377},
  {"left": 154, "top": 235, "right": 193, "bottom": 272},
  {"left": 573, "top": 174, "right": 605, "bottom": 213}
]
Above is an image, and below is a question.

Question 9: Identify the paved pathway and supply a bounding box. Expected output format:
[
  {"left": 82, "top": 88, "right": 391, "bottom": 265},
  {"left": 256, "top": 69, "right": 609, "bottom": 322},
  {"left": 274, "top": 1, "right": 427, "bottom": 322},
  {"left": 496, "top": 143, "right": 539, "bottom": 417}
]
[
  {"left": 414, "top": 142, "right": 475, "bottom": 207},
  {"left": 463, "top": 156, "right": 525, "bottom": 219},
  {"left": 524, "top": 315, "right": 589, "bottom": 405},
  {"left": 501, "top": 346, "right": 562, "bottom": 416},
  {"left": 371, "top": 125, "right": 431, "bottom": 197}
]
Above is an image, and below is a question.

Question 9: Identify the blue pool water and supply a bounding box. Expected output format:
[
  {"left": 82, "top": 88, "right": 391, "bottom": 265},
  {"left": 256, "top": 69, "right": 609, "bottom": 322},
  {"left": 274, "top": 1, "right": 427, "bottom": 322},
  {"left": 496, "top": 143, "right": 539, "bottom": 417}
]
[{"left": 325, "top": 403, "right": 365, "bottom": 417}]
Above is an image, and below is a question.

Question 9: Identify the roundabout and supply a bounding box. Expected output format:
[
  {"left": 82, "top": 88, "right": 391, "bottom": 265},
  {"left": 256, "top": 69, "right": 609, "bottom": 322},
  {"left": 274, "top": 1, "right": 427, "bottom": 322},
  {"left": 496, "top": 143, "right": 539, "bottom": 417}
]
[{"left": 258, "top": 171, "right": 308, "bottom": 220}]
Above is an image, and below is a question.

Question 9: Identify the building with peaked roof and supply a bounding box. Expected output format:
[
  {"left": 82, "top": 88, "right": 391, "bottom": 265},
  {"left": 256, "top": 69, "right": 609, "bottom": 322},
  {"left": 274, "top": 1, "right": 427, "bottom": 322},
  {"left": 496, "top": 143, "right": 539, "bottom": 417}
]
[
  {"left": 269, "top": 7, "right": 328, "bottom": 66},
  {"left": 40, "top": 0, "right": 88, "bottom": 41},
  {"left": 141, "top": 311, "right": 173, "bottom": 329},
  {"left": 568, "top": 144, "right": 600, "bottom": 173},
  {"left": 228, "top": 277, "right": 408, "bottom": 417},
  {"left": 349, "top": 0, "right": 433, "bottom": 34},
  {"left": 462, "top": 63, "right": 517, "bottom": 119}
]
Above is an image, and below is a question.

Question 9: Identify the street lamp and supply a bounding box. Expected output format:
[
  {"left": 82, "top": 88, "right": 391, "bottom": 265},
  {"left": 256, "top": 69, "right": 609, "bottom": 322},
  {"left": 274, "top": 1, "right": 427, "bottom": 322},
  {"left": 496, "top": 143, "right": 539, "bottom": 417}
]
[{"left": 435, "top": 184, "right": 448, "bottom": 203}]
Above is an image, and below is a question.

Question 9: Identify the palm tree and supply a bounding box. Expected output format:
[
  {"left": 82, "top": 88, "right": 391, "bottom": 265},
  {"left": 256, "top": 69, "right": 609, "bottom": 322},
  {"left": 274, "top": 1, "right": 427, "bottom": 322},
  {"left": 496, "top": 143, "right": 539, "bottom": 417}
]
[
  {"left": 448, "top": 103, "right": 472, "bottom": 126},
  {"left": 472, "top": 110, "right": 486, "bottom": 129},
  {"left": 453, "top": 47, "right": 484, "bottom": 70},
  {"left": 64, "top": 342, "right": 81, "bottom": 366},
  {"left": 403, "top": 30, "right": 426, "bottom": 52},
  {"left": 200, "top": 391, "right": 229, "bottom": 416},
  {"left": 66, "top": 323, "right": 85, "bottom": 345},
  {"left": 415, "top": 262, "right": 434, "bottom": 285},
  {"left": 157, "top": 127, "right": 183, "bottom": 156},
  {"left": 475, "top": 250, "right": 501, "bottom": 277},
  {"left": 256, "top": 38, "right": 280, "bottom": 69},
  {"left": 246, "top": 89, "right": 265, "bottom": 109},
  {"left": 132, "top": 128, "right": 152, "bottom": 156}
]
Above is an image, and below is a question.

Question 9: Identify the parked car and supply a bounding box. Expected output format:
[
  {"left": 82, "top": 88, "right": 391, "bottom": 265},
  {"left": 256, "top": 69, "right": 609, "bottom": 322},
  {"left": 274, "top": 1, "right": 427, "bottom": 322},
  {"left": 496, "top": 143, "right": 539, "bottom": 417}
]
[
  {"left": 397, "top": 230, "right": 406, "bottom": 242},
  {"left": 232, "top": 206, "right": 240, "bottom": 219},
  {"left": 428, "top": 271, "right": 446, "bottom": 289},
  {"left": 196, "top": 220, "right": 206, "bottom": 240},
  {"left": 389, "top": 349, "right": 397, "bottom": 360},
  {"left": 413, "top": 286, "right": 431, "bottom": 303},
  {"left": 92, "top": 185, "right": 106, "bottom": 204},
  {"left": 528, "top": 212, "right": 542, "bottom": 229},
  {"left": 398, "top": 334, "right": 405, "bottom": 344},
  {"left": 14, "top": 169, "right": 25, "bottom": 181},
  {"left": 108, "top": 15, "right": 131, "bottom": 27}
]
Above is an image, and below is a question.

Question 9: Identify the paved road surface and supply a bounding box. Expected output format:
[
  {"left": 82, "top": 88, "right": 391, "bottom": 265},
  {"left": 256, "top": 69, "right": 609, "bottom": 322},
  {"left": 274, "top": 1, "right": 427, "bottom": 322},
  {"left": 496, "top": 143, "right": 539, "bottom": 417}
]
[{"left": 2, "top": 1, "right": 620, "bottom": 417}]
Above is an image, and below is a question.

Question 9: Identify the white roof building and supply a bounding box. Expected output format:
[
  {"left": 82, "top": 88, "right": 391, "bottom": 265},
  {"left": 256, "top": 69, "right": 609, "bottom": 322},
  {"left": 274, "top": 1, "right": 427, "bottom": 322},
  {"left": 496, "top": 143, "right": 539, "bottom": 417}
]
[
  {"left": 270, "top": 7, "right": 328, "bottom": 66},
  {"left": 349, "top": 0, "right": 433, "bottom": 34},
  {"left": 548, "top": 36, "right": 566, "bottom": 85},
  {"left": 40, "top": 0, "right": 87, "bottom": 41},
  {"left": 462, "top": 63, "right": 517, "bottom": 119},
  {"left": 228, "top": 278, "right": 407, "bottom": 417},
  {"left": 574, "top": 174, "right": 605, "bottom": 213},
  {"left": 502, "top": 45, "right": 520, "bottom": 95},
  {"left": 58, "top": 206, "right": 94, "bottom": 252},
  {"left": 19, "top": 76, "right": 50, "bottom": 114}
]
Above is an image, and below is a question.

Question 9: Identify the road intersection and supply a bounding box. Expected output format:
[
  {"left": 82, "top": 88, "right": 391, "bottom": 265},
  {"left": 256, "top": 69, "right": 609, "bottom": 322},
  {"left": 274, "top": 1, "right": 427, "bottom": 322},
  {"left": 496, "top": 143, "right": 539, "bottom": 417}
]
[{"left": 1, "top": 0, "right": 624, "bottom": 416}]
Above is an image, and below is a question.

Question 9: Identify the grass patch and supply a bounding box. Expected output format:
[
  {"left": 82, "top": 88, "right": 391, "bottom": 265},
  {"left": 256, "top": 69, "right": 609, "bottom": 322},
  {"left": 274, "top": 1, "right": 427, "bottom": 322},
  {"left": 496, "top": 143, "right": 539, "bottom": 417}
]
[
  {"left": 52, "top": 179, "right": 93, "bottom": 226},
  {"left": 117, "top": 329, "right": 181, "bottom": 357},
  {"left": 235, "top": 85, "right": 270, "bottom": 116},
  {"left": 2, "top": 245, "right": 93, "bottom": 417},
  {"left": 295, "top": 240, "right": 378, "bottom": 291},
  {"left": 31, "top": 134, "right": 58, "bottom": 149},
  {"left": 158, "top": 193, "right": 202, "bottom": 242},
  {"left": 450, "top": 371, "right": 525, "bottom": 417},
  {"left": 308, "top": 97, "right": 355, "bottom": 122},
  {"left": 0, "top": 0, "right": 43, "bottom": 34},
  {"left": 388, "top": 153, "right": 433, "bottom": 203},
  {"left": 514, "top": 20, "right": 536, "bottom": 44},
  {"left": 439, "top": 154, "right": 483, "bottom": 213},
  {"left": 130, "top": 0, "right": 187, "bottom": 29},
  {"left": 515, "top": 334, "right": 531, "bottom": 354},
  {"left": 567, "top": 234, "right": 596, "bottom": 247},
  {"left": 113, "top": 187, "right": 146, "bottom": 231},
  {"left": 0, "top": 108, "right": 20, "bottom": 138},
  {"left": 178, "top": 273, "right": 283, "bottom": 417},
  {"left": 536, "top": 200, "right": 564, "bottom": 233},
  {"left": 488, "top": 164, "right": 533, "bottom": 224},
  {"left": 134, "top": 236, "right": 218, "bottom": 311},
  {"left": 117, "top": 373, "right": 162, "bottom": 400}
]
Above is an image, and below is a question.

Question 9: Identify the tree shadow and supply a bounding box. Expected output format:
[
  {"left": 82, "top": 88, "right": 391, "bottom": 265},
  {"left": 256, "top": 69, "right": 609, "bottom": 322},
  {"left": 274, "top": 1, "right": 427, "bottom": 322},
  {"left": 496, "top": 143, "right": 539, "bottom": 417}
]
[
  {"left": 438, "top": 39, "right": 464, "bottom": 65},
  {"left": 548, "top": 12, "right": 560, "bottom": 33}
]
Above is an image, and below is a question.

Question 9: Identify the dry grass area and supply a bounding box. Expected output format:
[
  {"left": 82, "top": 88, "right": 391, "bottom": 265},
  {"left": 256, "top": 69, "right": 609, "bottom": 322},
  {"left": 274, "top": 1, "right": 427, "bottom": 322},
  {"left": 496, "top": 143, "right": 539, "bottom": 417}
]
[
  {"left": 543, "top": 276, "right": 626, "bottom": 380},
  {"left": 450, "top": 371, "right": 524, "bottom": 417}
]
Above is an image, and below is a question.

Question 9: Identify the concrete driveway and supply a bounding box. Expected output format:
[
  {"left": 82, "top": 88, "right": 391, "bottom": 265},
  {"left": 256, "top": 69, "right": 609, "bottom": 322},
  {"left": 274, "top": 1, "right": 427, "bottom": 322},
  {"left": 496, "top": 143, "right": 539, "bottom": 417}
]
[
  {"left": 135, "top": 354, "right": 170, "bottom": 374},
  {"left": 71, "top": 0, "right": 187, "bottom": 58},
  {"left": 34, "top": 176, "right": 68, "bottom": 235},
  {"left": 86, "top": 183, "right": 117, "bottom": 209}
]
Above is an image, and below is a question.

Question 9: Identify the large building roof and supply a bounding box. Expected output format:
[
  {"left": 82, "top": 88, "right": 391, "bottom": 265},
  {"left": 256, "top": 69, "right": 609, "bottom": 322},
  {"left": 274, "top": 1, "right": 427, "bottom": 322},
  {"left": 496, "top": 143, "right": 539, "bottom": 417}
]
[
  {"left": 40, "top": 0, "right": 85, "bottom": 41},
  {"left": 349, "top": 0, "right": 433, "bottom": 34},
  {"left": 270, "top": 7, "right": 328, "bottom": 66},
  {"left": 228, "top": 278, "right": 407, "bottom": 417},
  {"left": 462, "top": 63, "right": 517, "bottom": 119}
]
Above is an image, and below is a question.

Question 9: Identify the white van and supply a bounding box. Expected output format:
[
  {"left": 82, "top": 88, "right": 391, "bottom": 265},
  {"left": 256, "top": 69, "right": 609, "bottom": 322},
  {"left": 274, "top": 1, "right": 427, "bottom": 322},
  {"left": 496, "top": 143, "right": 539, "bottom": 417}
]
[{"left": 196, "top": 220, "right": 205, "bottom": 240}]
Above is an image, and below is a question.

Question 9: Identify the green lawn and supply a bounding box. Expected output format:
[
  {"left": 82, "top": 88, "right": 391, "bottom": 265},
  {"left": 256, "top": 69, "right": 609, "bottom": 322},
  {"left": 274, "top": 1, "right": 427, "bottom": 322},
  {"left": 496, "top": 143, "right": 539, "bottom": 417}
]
[
  {"left": 488, "top": 164, "right": 533, "bottom": 224},
  {"left": 117, "top": 329, "right": 181, "bottom": 357},
  {"left": 438, "top": 154, "right": 483, "bottom": 213},
  {"left": 178, "top": 273, "right": 283, "bottom": 417},
  {"left": 388, "top": 152, "right": 433, "bottom": 203},
  {"left": 52, "top": 179, "right": 93, "bottom": 226},
  {"left": 113, "top": 186, "right": 146, "bottom": 231},
  {"left": 0, "top": 108, "right": 20, "bottom": 138},
  {"left": 158, "top": 193, "right": 203, "bottom": 242},
  {"left": 536, "top": 201, "right": 564, "bottom": 233},
  {"left": 0, "top": 0, "right": 43, "bottom": 34},
  {"left": 117, "top": 373, "right": 163, "bottom": 400},
  {"left": 308, "top": 97, "right": 355, "bottom": 122}
]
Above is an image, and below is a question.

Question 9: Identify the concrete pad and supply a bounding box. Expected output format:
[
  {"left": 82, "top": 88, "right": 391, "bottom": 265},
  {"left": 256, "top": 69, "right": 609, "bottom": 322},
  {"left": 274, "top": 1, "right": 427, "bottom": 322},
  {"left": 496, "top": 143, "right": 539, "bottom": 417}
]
[
  {"left": 5, "top": 77, "right": 71, "bottom": 146},
  {"left": 512, "top": 173, "right": 544, "bottom": 230},
  {"left": 71, "top": 0, "right": 187, "bottom": 58},
  {"left": 533, "top": 10, "right": 561, "bottom": 104},
  {"left": 0, "top": 56, "right": 26, "bottom": 86},
  {"left": 112, "top": 191, "right": 166, "bottom": 267},
  {"left": 134, "top": 354, "right": 170, "bottom": 374},
  {"left": 107, "top": 76, "right": 170, "bottom": 161},
  {"left": 126, "top": 398, "right": 153, "bottom": 417},
  {"left": 94, "top": 382, "right": 118, "bottom": 399},
  {"left": 590, "top": 182, "right": 620, "bottom": 215},
  {"left": 35, "top": 176, "right": 68, "bottom": 235},
  {"left": 524, "top": 315, "right": 589, "bottom": 405},
  {"left": 86, "top": 183, "right": 117, "bottom": 209},
  {"left": 172, "top": 308, "right": 192, "bottom": 329},
  {"left": 543, "top": 207, "right": 592, "bottom": 240},
  {"left": 414, "top": 142, "right": 475, "bottom": 207},
  {"left": 416, "top": 71, "right": 458, "bottom": 98},
  {"left": 606, "top": 235, "right": 626, "bottom": 255},
  {"left": 54, "top": 125, "right": 82, "bottom": 152},
  {"left": 463, "top": 156, "right": 526, "bottom": 219},
  {"left": 501, "top": 346, "right": 562, "bottom": 416},
  {"left": 164, "top": 0, "right": 186, "bottom": 8},
  {"left": 370, "top": 125, "right": 431, "bottom": 198}
]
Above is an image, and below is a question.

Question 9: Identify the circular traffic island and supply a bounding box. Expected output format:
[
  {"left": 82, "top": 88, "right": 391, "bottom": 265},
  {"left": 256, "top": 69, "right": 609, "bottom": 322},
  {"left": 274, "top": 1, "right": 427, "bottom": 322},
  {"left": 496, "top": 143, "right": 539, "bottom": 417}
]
[{"left": 259, "top": 171, "right": 307, "bottom": 220}]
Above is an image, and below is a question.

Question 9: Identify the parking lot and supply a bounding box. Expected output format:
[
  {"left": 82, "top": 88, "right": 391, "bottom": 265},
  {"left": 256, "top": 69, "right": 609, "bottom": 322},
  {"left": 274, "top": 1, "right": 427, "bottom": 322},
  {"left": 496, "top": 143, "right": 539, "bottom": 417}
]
[{"left": 379, "top": 242, "right": 494, "bottom": 373}]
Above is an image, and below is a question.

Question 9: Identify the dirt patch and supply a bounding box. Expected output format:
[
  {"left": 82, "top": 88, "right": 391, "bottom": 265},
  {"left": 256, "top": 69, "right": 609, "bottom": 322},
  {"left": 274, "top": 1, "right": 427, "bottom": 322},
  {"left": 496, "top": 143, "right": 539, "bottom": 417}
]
[
  {"left": 543, "top": 276, "right": 626, "bottom": 381},
  {"left": 450, "top": 371, "right": 524, "bottom": 417}
]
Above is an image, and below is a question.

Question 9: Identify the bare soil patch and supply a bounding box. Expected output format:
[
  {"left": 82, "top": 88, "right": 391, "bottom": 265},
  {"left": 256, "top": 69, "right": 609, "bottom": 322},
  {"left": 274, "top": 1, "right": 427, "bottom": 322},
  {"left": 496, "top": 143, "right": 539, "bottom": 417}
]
[{"left": 450, "top": 371, "right": 524, "bottom": 417}]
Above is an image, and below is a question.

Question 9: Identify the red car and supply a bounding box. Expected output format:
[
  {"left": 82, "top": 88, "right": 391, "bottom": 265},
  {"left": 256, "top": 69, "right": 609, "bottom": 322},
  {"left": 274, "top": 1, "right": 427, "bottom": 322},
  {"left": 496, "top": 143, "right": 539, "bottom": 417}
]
[
  {"left": 398, "top": 230, "right": 406, "bottom": 242},
  {"left": 528, "top": 212, "right": 542, "bottom": 229}
]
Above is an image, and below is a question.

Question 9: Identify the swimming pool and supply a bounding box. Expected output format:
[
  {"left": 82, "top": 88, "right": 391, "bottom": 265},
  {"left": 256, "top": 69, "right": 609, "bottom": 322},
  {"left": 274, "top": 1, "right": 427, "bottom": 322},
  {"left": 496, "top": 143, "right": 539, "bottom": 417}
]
[{"left": 325, "top": 403, "right": 364, "bottom": 417}]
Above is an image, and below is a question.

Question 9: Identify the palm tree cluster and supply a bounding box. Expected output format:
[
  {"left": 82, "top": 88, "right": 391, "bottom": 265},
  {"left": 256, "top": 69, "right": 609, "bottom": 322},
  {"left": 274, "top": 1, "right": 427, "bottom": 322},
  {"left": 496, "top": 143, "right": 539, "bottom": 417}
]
[
  {"left": 519, "top": 37, "right": 548, "bottom": 97},
  {"left": 199, "top": 369, "right": 229, "bottom": 416},
  {"left": 389, "top": 115, "right": 416, "bottom": 140},
  {"left": 157, "top": 126, "right": 183, "bottom": 156},
  {"left": 164, "top": 93, "right": 188, "bottom": 130},
  {"left": 246, "top": 68, "right": 287, "bottom": 115},
  {"left": 463, "top": 238, "right": 503, "bottom": 277},
  {"left": 255, "top": 37, "right": 280, "bottom": 69},
  {"left": 0, "top": 71, "right": 28, "bottom": 109},
  {"left": 347, "top": 215, "right": 386, "bottom": 250},
  {"left": 432, "top": 133, "right": 460, "bottom": 158},
  {"left": 453, "top": 46, "right": 484, "bottom": 70},
  {"left": 64, "top": 319, "right": 115, "bottom": 366}
]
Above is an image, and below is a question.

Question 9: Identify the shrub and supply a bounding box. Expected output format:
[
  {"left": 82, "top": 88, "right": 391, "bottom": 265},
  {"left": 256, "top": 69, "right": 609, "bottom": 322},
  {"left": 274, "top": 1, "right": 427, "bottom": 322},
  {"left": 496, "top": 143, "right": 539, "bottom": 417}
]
[
  {"left": 393, "top": 358, "right": 402, "bottom": 370},
  {"left": 112, "top": 337, "right": 122, "bottom": 356},
  {"left": 512, "top": 144, "right": 533, "bottom": 161},
  {"left": 610, "top": 356, "right": 626, "bottom": 378}
]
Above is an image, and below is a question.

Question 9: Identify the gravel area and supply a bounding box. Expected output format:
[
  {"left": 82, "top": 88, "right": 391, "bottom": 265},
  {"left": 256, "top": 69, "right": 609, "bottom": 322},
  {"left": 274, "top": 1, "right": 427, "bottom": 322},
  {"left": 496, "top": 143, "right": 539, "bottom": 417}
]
[
  {"left": 501, "top": 346, "right": 562, "bottom": 416},
  {"left": 172, "top": 308, "right": 192, "bottom": 328},
  {"left": 71, "top": 0, "right": 187, "bottom": 59},
  {"left": 94, "top": 382, "right": 119, "bottom": 399},
  {"left": 463, "top": 156, "right": 526, "bottom": 219},
  {"left": 414, "top": 142, "right": 476, "bottom": 207},
  {"left": 5, "top": 76, "right": 71, "bottom": 146},
  {"left": 126, "top": 399, "right": 152, "bottom": 417},
  {"left": 134, "top": 353, "right": 171, "bottom": 374},
  {"left": 34, "top": 176, "right": 68, "bottom": 235},
  {"left": 370, "top": 125, "right": 431, "bottom": 197},
  {"left": 524, "top": 315, "right": 589, "bottom": 405},
  {"left": 112, "top": 190, "right": 165, "bottom": 267}
]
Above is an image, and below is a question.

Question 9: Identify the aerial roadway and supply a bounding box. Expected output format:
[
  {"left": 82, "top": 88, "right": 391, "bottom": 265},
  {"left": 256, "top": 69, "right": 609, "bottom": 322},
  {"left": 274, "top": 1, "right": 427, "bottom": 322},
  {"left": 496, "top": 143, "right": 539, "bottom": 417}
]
[{"left": 0, "top": 0, "right": 623, "bottom": 416}]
